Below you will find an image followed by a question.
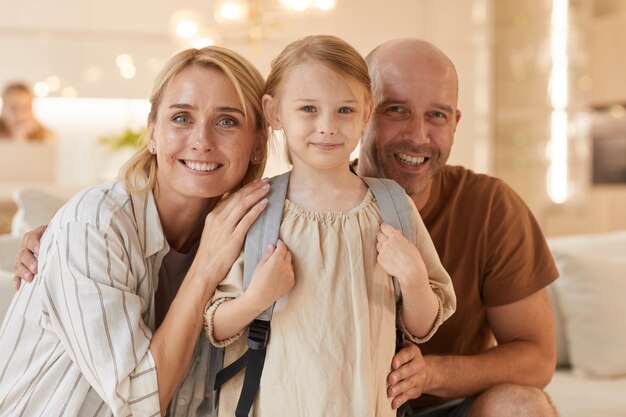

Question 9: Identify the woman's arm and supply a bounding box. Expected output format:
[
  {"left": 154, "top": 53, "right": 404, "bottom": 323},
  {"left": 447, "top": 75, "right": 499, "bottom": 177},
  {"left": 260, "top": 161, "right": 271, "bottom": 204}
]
[{"left": 148, "top": 179, "right": 272, "bottom": 413}]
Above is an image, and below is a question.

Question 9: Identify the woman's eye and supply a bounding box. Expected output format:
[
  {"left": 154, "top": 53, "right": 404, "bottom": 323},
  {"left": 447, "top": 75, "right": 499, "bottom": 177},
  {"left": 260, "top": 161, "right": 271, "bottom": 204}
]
[
  {"left": 301, "top": 105, "right": 316, "bottom": 113},
  {"left": 218, "top": 117, "right": 238, "bottom": 127},
  {"left": 173, "top": 114, "right": 190, "bottom": 124},
  {"left": 338, "top": 107, "right": 354, "bottom": 114}
]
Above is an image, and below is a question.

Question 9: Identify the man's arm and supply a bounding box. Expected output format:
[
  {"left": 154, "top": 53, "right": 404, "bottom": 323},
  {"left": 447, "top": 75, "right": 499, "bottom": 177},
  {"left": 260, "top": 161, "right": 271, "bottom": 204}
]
[{"left": 387, "top": 288, "right": 556, "bottom": 406}]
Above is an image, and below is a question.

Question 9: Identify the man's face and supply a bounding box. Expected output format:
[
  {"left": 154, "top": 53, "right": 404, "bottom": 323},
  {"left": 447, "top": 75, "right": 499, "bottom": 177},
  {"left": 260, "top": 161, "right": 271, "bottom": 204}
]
[{"left": 361, "top": 57, "right": 460, "bottom": 201}]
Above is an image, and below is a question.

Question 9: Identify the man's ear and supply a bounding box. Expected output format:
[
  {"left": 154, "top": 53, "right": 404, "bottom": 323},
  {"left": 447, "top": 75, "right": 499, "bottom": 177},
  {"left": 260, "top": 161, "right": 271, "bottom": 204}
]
[{"left": 262, "top": 94, "right": 281, "bottom": 130}]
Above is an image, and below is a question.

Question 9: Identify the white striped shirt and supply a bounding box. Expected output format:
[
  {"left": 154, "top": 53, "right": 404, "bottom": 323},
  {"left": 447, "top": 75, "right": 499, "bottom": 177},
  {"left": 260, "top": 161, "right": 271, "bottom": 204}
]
[{"left": 0, "top": 180, "right": 211, "bottom": 417}]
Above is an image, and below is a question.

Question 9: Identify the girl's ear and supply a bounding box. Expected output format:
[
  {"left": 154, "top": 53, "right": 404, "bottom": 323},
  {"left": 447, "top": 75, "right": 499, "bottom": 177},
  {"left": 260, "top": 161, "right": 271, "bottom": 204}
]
[
  {"left": 262, "top": 94, "right": 282, "bottom": 130},
  {"left": 362, "top": 97, "right": 374, "bottom": 126}
]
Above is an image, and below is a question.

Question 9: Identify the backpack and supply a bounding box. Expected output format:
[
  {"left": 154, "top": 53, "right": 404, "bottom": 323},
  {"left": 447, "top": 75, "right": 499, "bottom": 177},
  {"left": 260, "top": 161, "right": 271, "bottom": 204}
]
[{"left": 201, "top": 170, "right": 417, "bottom": 417}]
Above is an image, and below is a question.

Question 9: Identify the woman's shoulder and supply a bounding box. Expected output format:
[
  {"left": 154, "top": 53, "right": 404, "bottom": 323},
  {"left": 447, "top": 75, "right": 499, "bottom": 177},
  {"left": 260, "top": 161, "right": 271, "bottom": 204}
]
[{"left": 50, "top": 180, "right": 143, "bottom": 231}]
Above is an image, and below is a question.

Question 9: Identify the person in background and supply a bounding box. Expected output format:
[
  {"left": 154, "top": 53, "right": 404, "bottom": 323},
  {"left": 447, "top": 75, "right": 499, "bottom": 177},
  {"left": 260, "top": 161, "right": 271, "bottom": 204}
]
[
  {"left": 358, "top": 38, "right": 559, "bottom": 416},
  {"left": 0, "top": 82, "right": 54, "bottom": 141}
]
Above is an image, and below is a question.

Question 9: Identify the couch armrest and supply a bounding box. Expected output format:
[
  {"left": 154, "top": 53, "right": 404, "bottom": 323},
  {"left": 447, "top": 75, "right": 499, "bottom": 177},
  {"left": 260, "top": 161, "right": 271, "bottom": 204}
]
[{"left": 0, "top": 234, "right": 20, "bottom": 272}]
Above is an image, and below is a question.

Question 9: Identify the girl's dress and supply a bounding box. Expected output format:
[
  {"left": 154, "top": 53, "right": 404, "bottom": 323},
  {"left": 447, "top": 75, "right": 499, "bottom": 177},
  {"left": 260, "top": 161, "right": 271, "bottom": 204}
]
[{"left": 205, "top": 188, "right": 455, "bottom": 417}]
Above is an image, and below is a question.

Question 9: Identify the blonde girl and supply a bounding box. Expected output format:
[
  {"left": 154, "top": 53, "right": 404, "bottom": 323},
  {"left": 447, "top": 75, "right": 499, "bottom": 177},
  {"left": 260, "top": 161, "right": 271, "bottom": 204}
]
[{"left": 205, "top": 35, "right": 456, "bottom": 416}]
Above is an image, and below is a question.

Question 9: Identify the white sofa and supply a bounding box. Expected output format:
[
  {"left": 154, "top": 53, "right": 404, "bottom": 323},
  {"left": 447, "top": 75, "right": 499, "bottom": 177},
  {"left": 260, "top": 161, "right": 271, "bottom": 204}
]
[
  {"left": 545, "top": 231, "right": 626, "bottom": 416},
  {"left": 0, "top": 191, "right": 625, "bottom": 416}
]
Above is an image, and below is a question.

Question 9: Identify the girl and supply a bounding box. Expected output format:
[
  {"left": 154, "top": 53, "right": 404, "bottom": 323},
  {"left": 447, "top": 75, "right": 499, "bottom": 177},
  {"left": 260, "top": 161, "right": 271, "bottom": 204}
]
[{"left": 205, "top": 35, "right": 456, "bottom": 416}]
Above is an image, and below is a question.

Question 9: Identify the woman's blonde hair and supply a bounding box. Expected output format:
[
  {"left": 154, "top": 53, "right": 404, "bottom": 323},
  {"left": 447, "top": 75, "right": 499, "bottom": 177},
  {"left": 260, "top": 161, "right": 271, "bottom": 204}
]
[
  {"left": 264, "top": 35, "right": 372, "bottom": 163},
  {"left": 120, "top": 46, "right": 267, "bottom": 193}
]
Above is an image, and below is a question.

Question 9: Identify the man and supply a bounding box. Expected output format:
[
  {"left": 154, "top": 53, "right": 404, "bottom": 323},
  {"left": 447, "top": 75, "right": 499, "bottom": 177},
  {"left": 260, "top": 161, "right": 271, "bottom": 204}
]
[{"left": 358, "top": 38, "right": 559, "bottom": 416}]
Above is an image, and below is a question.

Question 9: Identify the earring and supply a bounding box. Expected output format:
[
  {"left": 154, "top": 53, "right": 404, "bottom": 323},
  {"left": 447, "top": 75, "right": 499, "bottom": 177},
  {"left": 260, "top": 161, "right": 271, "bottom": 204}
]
[{"left": 149, "top": 145, "right": 155, "bottom": 153}]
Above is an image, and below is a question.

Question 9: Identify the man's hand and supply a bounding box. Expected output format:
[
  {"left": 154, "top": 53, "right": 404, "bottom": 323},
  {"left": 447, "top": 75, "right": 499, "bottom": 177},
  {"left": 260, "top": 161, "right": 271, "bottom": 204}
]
[
  {"left": 387, "top": 341, "right": 430, "bottom": 409},
  {"left": 12, "top": 225, "right": 46, "bottom": 290}
]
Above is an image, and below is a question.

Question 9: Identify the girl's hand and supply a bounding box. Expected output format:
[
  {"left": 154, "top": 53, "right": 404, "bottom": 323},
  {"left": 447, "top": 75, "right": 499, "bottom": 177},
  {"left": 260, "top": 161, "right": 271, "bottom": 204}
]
[
  {"left": 376, "top": 223, "right": 428, "bottom": 287},
  {"left": 244, "top": 240, "right": 295, "bottom": 312},
  {"left": 190, "top": 179, "right": 270, "bottom": 285}
]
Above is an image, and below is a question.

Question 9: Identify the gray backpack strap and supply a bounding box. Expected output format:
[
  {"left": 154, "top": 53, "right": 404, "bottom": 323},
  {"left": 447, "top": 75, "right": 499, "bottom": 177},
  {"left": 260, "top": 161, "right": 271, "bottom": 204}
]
[
  {"left": 361, "top": 176, "right": 417, "bottom": 301},
  {"left": 243, "top": 170, "right": 290, "bottom": 321}
]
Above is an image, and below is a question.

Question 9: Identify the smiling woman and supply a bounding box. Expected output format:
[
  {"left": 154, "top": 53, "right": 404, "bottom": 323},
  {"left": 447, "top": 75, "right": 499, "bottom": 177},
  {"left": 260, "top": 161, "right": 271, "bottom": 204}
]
[{"left": 0, "top": 46, "right": 279, "bottom": 417}]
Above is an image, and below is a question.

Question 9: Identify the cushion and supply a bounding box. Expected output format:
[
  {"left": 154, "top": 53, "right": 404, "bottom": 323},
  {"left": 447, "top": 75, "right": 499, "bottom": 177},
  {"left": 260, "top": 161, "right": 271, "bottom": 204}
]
[
  {"left": 549, "top": 231, "right": 626, "bottom": 377},
  {"left": 11, "top": 188, "right": 66, "bottom": 237}
]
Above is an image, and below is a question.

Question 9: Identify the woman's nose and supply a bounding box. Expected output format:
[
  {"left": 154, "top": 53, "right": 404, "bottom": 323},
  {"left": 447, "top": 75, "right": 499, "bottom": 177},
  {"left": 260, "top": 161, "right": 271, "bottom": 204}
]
[{"left": 192, "top": 124, "right": 215, "bottom": 151}]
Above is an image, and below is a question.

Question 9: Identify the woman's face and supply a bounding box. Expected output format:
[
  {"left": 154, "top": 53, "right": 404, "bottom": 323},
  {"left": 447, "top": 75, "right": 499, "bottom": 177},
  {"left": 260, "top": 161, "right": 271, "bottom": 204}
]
[{"left": 148, "top": 65, "right": 259, "bottom": 204}]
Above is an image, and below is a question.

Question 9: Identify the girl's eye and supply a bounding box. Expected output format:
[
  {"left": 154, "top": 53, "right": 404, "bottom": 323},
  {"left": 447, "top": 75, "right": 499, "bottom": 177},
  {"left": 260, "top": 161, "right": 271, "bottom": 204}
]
[
  {"left": 338, "top": 107, "right": 354, "bottom": 114},
  {"left": 301, "top": 105, "right": 316, "bottom": 113},
  {"left": 173, "top": 113, "right": 190, "bottom": 124},
  {"left": 218, "top": 117, "right": 238, "bottom": 127}
]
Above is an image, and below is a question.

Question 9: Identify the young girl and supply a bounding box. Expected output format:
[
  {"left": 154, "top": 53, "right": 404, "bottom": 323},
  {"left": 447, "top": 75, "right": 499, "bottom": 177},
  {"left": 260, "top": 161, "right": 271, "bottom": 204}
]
[{"left": 204, "top": 35, "right": 456, "bottom": 416}]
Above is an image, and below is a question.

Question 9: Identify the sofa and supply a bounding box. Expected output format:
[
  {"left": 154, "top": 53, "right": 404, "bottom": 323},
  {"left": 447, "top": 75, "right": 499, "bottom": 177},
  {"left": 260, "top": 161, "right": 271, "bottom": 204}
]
[
  {"left": 0, "top": 189, "right": 625, "bottom": 416},
  {"left": 544, "top": 230, "right": 626, "bottom": 416}
]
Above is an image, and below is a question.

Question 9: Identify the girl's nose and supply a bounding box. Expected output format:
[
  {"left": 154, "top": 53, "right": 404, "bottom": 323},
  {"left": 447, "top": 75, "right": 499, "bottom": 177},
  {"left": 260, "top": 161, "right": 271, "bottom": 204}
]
[{"left": 318, "top": 114, "right": 338, "bottom": 136}]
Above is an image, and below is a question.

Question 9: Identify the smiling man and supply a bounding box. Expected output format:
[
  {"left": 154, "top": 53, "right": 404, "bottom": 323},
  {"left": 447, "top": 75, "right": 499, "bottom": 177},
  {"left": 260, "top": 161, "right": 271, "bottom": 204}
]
[{"left": 357, "top": 38, "right": 559, "bottom": 417}]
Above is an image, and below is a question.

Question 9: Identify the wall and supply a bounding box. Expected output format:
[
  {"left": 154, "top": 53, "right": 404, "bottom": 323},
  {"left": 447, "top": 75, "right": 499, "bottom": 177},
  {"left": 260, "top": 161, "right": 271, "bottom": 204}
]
[
  {"left": 1, "top": 0, "right": 494, "bottom": 188},
  {"left": 493, "top": 0, "right": 626, "bottom": 237}
]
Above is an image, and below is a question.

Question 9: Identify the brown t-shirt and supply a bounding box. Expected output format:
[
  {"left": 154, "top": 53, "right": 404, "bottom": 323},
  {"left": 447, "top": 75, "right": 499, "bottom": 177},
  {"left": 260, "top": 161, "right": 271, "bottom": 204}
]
[{"left": 410, "top": 165, "right": 559, "bottom": 410}]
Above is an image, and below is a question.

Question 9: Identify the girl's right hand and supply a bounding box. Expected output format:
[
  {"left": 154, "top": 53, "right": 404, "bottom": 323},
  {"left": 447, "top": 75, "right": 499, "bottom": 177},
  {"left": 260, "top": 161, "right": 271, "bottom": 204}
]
[
  {"left": 190, "top": 178, "right": 271, "bottom": 286},
  {"left": 244, "top": 240, "right": 295, "bottom": 312}
]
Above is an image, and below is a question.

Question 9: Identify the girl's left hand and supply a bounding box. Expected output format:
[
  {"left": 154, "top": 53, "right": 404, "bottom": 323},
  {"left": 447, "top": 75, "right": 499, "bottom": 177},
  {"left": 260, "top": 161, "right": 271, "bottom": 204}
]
[{"left": 376, "top": 223, "right": 427, "bottom": 286}]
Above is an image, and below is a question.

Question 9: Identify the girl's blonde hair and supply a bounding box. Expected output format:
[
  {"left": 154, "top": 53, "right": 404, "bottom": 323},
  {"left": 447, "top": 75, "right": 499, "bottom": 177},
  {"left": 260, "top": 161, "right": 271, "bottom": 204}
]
[
  {"left": 120, "top": 46, "right": 267, "bottom": 193},
  {"left": 264, "top": 35, "right": 372, "bottom": 164},
  {"left": 265, "top": 35, "right": 372, "bottom": 102}
]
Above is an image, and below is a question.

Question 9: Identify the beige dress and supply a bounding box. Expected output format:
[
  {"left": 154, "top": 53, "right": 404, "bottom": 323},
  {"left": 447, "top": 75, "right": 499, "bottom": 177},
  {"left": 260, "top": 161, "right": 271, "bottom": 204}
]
[{"left": 205, "top": 189, "right": 455, "bottom": 417}]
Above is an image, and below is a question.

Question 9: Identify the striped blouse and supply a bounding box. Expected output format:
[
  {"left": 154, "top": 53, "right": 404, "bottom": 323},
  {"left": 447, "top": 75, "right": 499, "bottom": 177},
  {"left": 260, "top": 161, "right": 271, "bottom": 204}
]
[{"left": 0, "top": 180, "right": 210, "bottom": 417}]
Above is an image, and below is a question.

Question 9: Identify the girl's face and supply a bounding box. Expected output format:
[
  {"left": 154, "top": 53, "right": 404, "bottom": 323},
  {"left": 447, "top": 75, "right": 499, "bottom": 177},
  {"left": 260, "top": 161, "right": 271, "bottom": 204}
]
[
  {"left": 148, "top": 65, "right": 260, "bottom": 206},
  {"left": 264, "top": 60, "right": 371, "bottom": 172}
]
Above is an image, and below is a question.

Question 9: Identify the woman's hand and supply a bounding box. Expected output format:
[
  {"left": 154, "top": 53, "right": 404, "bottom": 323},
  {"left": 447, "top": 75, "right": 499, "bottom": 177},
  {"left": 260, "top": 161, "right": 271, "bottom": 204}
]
[
  {"left": 189, "top": 178, "right": 271, "bottom": 286},
  {"left": 12, "top": 225, "right": 46, "bottom": 290}
]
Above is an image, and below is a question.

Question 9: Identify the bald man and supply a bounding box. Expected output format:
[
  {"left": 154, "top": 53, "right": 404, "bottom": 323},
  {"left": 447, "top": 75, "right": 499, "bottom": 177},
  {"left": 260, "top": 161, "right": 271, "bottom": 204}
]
[{"left": 358, "top": 39, "right": 559, "bottom": 417}]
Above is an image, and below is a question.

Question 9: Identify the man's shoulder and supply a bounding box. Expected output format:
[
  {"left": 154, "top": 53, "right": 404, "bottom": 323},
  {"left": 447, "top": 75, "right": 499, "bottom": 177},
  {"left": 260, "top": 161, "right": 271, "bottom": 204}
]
[{"left": 440, "top": 165, "right": 506, "bottom": 198}]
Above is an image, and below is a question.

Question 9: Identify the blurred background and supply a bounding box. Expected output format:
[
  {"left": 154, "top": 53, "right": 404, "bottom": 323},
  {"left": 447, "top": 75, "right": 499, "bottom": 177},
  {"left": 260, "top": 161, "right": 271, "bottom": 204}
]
[{"left": 0, "top": 0, "right": 625, "bottom": 236}]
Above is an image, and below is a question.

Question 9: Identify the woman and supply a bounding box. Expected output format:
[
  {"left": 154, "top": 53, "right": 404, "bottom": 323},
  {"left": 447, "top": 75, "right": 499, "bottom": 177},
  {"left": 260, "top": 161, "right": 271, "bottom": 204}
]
[
  {"left": 0, "top": 82, "right": 54, "bottom": 141},
  {"left": 0, "top": 46, "right": 281, "bottom": 416}
]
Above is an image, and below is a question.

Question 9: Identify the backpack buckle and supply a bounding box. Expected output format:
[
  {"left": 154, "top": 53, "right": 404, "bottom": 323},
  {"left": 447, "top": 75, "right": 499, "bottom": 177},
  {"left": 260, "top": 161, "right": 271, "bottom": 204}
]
[{"left": 247, "top": 319, "right": 270, "bottom": 350}]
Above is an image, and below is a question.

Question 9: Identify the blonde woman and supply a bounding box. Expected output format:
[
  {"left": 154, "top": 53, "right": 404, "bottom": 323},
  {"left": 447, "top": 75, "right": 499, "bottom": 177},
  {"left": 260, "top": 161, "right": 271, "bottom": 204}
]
[{"left": 0, "top": 46, "right": 280, "bottom": 417}]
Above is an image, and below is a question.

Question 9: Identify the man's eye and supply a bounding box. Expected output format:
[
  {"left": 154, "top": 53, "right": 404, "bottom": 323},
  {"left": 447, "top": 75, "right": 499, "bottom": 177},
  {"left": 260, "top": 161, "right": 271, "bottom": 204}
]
[
  {"left": 173, "top": 114, "right": 190, "bottom": 123},
  {"left": 430, "top": 111, "right": 446, "bottom": 119},
  {"left": 338, "top": 107, "right": 354, "bottom": 114},
  {"left": 301, "top": 105, "right": 316, "bottom": 113},
  {"left": 387, "top": 106, "right": 404, "bottom": 113}
]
